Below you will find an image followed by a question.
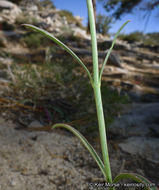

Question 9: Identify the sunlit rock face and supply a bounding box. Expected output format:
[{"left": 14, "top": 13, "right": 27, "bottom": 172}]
[{"left": 0, "top": 1, "right": 22, "bottom": 23}]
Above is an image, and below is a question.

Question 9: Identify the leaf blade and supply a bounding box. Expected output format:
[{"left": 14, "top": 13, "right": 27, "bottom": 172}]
[
  {"left": 113, "top": 173, "right": 158, "bottom": 190},
  {"left": 52, "top": 123, "right": 107, "bottom": 180},
  {"left": 99, "top": 20, "right": 130, "bottom": 82},
  {"left": 23, "top": 24, "right": 93, "bottom": 84}
]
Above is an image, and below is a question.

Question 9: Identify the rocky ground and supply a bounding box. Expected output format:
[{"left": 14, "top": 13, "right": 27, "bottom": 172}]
[{"left": 0, "top": 1, "right": 159, "bottom": 190}]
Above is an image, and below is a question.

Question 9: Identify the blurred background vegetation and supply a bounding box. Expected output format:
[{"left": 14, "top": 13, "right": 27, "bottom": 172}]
[{"left": 0, "top": 0, "right": 158, "bottom": 136}]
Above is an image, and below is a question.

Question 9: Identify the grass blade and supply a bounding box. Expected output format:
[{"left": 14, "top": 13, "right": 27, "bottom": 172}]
[
  {"left": 113, "top": 173, "right": 158, "bottom": 190},
  {"left": 23, "top": 24, "right": 93, "bottom": 84},
  {"left": 52, "top": 123, "right": 107, "bottom": 180},
  {"left": 99, "top": 20, "right": 130, "bottom": 82}
]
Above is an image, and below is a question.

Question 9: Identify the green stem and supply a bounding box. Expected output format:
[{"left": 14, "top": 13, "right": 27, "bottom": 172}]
[
  {"left": 86, "top": 0, "right": 113, "bottom": 188},
  {"left": 93, "top": 84, "right": 113, "bottom": 184}
]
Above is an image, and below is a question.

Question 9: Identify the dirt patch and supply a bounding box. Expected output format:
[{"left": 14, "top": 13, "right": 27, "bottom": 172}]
[
  {"left": 0, "top": 117, "right": 102, "bottom": 190},
  {"left": 0, "top": 117, "right": 158, "bottom": 190}
]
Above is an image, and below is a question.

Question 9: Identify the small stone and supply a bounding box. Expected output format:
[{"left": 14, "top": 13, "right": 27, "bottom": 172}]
[
  {"left": 10, "top": 180, "right": 16, "bottom": 187},
  {"left": 28, "top": 120, "right": 43, "bottom": 128},
  {"left": 119, "top": 137, "right": 159, "bottom": 164}
]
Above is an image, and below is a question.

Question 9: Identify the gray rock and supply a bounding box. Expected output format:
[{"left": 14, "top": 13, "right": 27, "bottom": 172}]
[
  {"left": 99, "top": 39, "right": 131, "bottom": 51},
  {"left": 119, "top": 137, "right": 159, "bottom": 164},
  {"left": 109, "top": 103, "right": 159, "bottom": 138},
  {"left": 0, "top": 1, "right": 22, "bottom": 23},
  {"left": 0, "top": 57, "right": 12, "bottom": 65},
  {"left": 27, "top": 5, "right": 38, "bottom": 12},
  {"left": 61, "top": 16, "right": 68, "bottom": 25},
  {"left": 72, "top": 27, "right": 90, "bottom": 39},
  {"left": 0, "top": 0, "right": 15, "bottom": 9},
  {"left": 28, "top": 120, "right": 43, "bottom": 128},
  {"left": 129, "top": 84, "right": 144, "bottom": 101},
  {"left": 107, "top": 50, "right": 122, "bottom": 68}
]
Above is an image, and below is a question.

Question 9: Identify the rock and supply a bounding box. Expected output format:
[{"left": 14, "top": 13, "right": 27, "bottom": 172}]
[
  {"left": 0, "top": 1, "right": 22, "bottom": 23},
  {"left": 27, "top": 5, "right": 38, "bottom": 12},
  {"left": 0, "top": 16, "right": 3, "bottom": 22},
  {"left": 103, "top": 67, "right": 127, "bottom": 77},
  {"left": 108, "top": 103, "right": 159, "bottom": 138},
  {"left": 107, "top": 51, "right": 122, "bottom": 68},
  {"left": 129, "top": 84, "right": 144, "bottom": 101},
  {"left": 74, "top": 16, "right": 83, "bottom": 24},
  {"left": 98, "top": 39, "right": 131, "bottom": 51},
  {"left": 28, "top": 120, "right": 43, "bottom": 128},
  {"left": 71, "top": 48, "right": 122, "bottom": 68},
  {"left": 100, "top": 50, "right": 123, "bottom": 68},
  {"left": 50, "top": 15, "right": 63, "bottom": 28},
  {"left": 97, "top": 33, "right": 110, "bottom": 41},
  {"left": 41, "top": 12, "right": 64, "bottom": 31},
  {"left": 119, "top": 137, "right": 159, "bottom": 164},
  {"left": 45, "top": 17, "right": 53, "bottom": 26},
  {"left": 72, "top": 27, "right": 90, "bottom": 39},
  {"left": 37, "top": 22, "right": 50, "bottom": 30},
  {"left": 61, "top": 16, "right": 68, "bottom": 25},
  {"left": 129, "top": 85, "right": 159, "bottom": 102},
  {"left": 115, "top": 39, "right": 131, "bottom": 50},
  {"left": 0, "top": 34, "right": 7, "bottom": 47},
  {"left": 0, "top": 0, "right": 15, "bottom": 9},
  {"left": 0, "top": 57, "right": 12, "bottom": 65}
]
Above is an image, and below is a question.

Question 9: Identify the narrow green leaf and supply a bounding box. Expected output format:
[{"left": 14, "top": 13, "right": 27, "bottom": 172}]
[
  {"left": 23, "top": 24, "right": 93, "bottom": 85},
  {"left": 52, "top": 123, "right": 107, "bottom": 180},
  {"left": 99, "top": 20, "right": 130, "bottom": 82},
  {"left": 113, "top": 173, "right": 158, "bottom": 190}
]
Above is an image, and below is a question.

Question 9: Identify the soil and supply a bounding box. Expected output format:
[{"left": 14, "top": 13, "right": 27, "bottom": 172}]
[{"left": 0, "top": 116, "right": 158, "bottom": 190}]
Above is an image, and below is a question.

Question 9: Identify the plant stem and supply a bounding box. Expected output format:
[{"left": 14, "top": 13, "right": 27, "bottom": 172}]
[
  {"left": 93, "top": 85, "right": 113, "bottom": 184},
  {"left": 86, "top": 0, "right": 114, "bottom": 188}
]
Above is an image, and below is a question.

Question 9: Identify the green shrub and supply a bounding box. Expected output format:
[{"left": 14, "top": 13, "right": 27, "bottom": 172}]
[
  {"left": 96, "top": 14, "right": 112, "bottom": 35},
  {"left": 60, "top": 26, "right": 73, "bottom": 36},
  {"left": 21, "top": 32, "right": 51, "bottom": 48},
  {"left": 58, "top": 10, "right": 75, "bottom": 23},
  {"left": 119, "top": 31, "right": 159, "bottom": 47},
  {"left": 38, "top": 0, "right": 55, "bottom": 9},
  {"left": 118, "top": 31, "right": 144, "bottom": 43},
  {"left": 15, "top": 16, "right": 38, "bottom": 25},
  {"left": 58, "top": 10, "right": 83, "bottom": 28},
  {"left": 143, "top": 32, "right": 159, "bottom": 46},
  {"left": 57, "top": 33, "right": 81, "bottom": 44}
]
